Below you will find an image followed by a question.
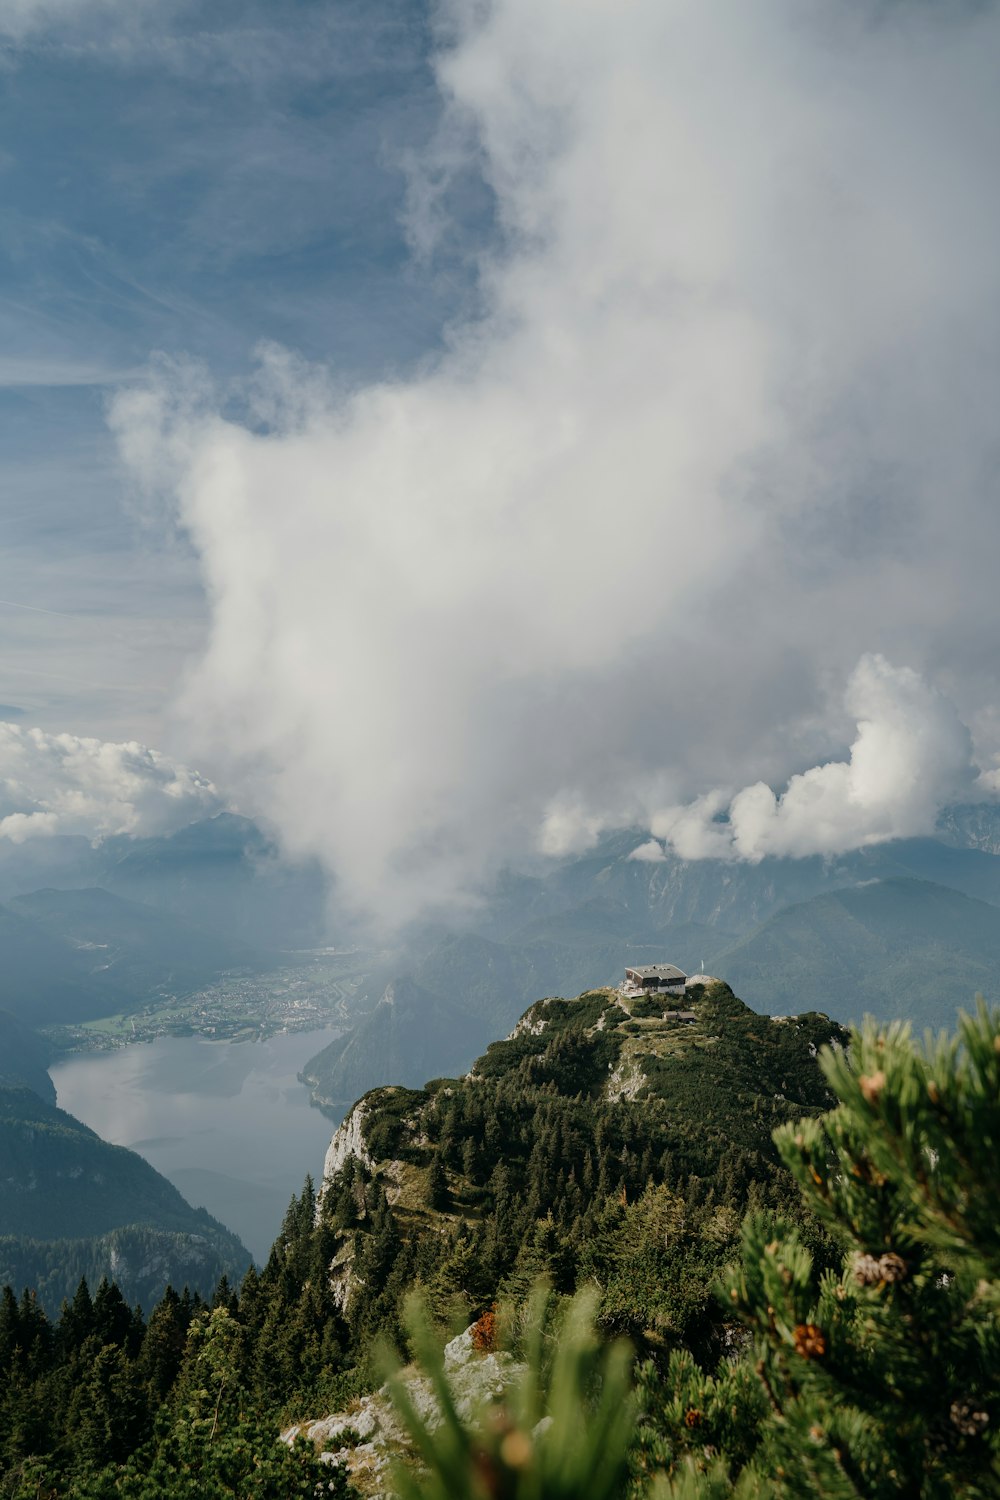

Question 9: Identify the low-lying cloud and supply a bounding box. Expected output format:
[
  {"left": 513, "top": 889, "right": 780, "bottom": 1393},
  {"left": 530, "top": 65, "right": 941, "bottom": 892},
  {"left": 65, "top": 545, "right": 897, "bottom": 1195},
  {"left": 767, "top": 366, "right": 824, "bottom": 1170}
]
[
  {"left": 0, "top": 722, "right": 220, "bottom": 843},
  {"left": 110, "top": 0, "right": 1000, "bottom": 923},
  {"left": 644, "top": 655, "right": 979, "bottom": 863}
]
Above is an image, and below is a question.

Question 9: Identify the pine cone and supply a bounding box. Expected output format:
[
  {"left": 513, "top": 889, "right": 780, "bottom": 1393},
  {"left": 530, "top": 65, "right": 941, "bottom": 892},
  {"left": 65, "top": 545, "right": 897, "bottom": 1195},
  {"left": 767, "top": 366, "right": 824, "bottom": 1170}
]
[
  {"left": 852, "top": 1253, "right": 883, "bottom": 1286},
  {"left": 950, "top": 1401, "right": 989, "bottom": 1437},
  {"left": 793, "top": 1323, "right": 826, "bottom": 1359},
  {"left": 877, "top": 1253, "right": 907, "bottom": 1283}
]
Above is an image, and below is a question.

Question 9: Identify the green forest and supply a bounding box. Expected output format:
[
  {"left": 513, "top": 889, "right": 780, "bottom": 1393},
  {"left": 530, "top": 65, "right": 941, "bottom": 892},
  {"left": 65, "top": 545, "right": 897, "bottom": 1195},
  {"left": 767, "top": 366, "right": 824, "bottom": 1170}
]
[{"left": 0, "top": 983, "right": 996, "bottom": 1498}]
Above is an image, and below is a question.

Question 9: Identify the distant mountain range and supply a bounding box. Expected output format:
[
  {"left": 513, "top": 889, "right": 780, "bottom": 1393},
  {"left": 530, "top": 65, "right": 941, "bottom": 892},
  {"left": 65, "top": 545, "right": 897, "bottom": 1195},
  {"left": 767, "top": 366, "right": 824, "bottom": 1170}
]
[
  {"left": 0, "top": 813, "right": 331, "bottom": 949},
  {"left": 714, "top": 876, "right": 1000, "bottom": 1028},
  {"left": 303, "top": 805, "right": 1000, "bottom": 1104},
  {"left": 1, "top": 806, "right": 1000, "bottom": 1123},
  {"left": 0, "top": 885, "right": 270, "bottom": 1026},
  {"left": 302, "top": 975, "right": 483, "bottom": 1108}
]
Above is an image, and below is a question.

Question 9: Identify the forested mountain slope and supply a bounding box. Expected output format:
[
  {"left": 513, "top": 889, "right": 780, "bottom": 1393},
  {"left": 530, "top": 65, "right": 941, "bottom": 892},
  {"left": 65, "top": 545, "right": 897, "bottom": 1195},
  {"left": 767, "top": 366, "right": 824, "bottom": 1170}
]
[
  {"left": 0, "top": 1086, "right": 251, "bottom": 1310},
  {"left": 0, "top": 985, "right": 994, "bottom": 1499},
  {"left": 0, "top": 1010, "right": 55, "bottom": 1103},
  {"left": 313, "top": 981, "right": 845, "bottom": 1357}
]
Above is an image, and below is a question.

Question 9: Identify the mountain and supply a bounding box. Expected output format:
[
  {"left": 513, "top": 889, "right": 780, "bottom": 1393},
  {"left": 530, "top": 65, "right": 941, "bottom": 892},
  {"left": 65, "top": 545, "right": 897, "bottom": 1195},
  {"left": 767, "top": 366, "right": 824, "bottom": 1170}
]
[
  {"left": 0, "top": 886, "right": 269, "bottom": 1027},
  {"left": 714, "top": 877, "right": 1000, "bottom": 1028},
  {"left": 936, "top": 800, "right": 1000, "bottom": 855},
  {"left": 302, "top": 976, "right": 486, "bottom": 1109},
  {"left": 412, "top": 914, "right": 715, "bottom": 1014},
  {"left": 302, "top": 917, "right": 730, "bottom": 1106},
  {"left": 89, "top": 814, "right": 334, "bottom": 948},
  {"left": 0, "top": 990, "right": 991, "bottom": 1496},
  {"left": 0, "top": 1084, "right": 251, "bottom": 1310},
  {"left": 312, "top": 981, "right": 846, "bottom": 1360},
  {"left": 304, "top": 823, "right": 1000, "bottom": 1099},
  {"left": 0, "top": 1009, "right": 55, "bottom": 1103},
  {"left": 11, "top": 885, "right": 267, "bottom": 1001},
  {"left": 0, "top": 902, "right": 110, "bottom": 1025},
  {"left": 484, "top": 827, "right": 1000, "bottom": 942},
  {"left": 0, "top": 813, "right": 333, "bottom": 949}
]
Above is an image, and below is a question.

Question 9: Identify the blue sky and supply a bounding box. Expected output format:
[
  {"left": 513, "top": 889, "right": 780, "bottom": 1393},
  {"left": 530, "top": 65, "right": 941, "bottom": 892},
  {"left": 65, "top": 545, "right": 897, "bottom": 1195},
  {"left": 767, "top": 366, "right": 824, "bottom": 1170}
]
[
  {"left": 3, "top": 0, "right": 1000, "bottom": 921},
  {"left": 0, "top": 0, "right": 489, "bottom": 738}
]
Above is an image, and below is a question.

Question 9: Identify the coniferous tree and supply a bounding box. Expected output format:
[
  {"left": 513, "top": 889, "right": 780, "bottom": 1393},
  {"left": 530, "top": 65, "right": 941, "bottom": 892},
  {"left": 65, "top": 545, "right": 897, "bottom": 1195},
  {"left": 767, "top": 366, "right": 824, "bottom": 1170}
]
[
  {"left": 139, "top": 1286, "right": 188, "bottom": 1403},
  {"left": 426, "top": 1154, "right": 450, "bottom": 1212},
  {"left": 645, "top": 1003, "right": 1000, "bottom": 1498},
  {"left": 56, "top": 1278, "right": 95, "bottom": 1357}
]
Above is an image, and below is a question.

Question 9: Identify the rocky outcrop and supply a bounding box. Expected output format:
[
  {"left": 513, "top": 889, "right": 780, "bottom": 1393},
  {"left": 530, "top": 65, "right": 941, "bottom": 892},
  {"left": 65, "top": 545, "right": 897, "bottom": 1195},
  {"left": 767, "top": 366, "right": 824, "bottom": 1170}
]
[
  {"left": 320, "top": 1099, "right": 374, "bottom": 1195},
  {"left": 605, "top": 1054, "right": 646, "bottom": 1102},
  {"left": 283, "top": 1324, "right": 523, "bottom": 1496},
  {"left": 505, "top": 1001, "right": 552, "bottom": 1040}
]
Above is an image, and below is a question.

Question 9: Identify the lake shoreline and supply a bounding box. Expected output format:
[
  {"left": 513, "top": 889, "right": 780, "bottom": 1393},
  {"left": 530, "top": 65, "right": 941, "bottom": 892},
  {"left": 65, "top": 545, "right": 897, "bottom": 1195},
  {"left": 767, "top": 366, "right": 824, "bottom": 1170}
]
[{"left": 51, "top": 1028, "right": 347, "bottom": 1263}]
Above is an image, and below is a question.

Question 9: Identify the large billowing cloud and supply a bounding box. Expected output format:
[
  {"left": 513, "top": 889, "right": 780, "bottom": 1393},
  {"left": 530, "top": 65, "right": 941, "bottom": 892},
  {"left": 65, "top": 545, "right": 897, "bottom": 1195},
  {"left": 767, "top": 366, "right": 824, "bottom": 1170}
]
[
  {"left": 111, "top": 0, "right": 1000, "bottom": 922},
  {"left": 0, "top": 723, "right": 220, "bottom": 843}
]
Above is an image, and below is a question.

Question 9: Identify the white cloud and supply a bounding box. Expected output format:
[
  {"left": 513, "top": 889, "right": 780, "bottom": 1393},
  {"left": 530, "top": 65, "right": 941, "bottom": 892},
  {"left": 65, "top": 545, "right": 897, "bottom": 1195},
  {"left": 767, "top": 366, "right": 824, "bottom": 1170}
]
[
  {"left": 0, "top": 722, "right": 221, "bottom": 843},
  {"left": 629, "top": 839, "right": 666, "bottom": 864},
  {"left": 110, "top": 0, "right": 1000, "bottom": 922},
  {"left": 652, "top": 656, "right": 977, "bottom": 862},
  {"left": 650, "top": 791, "right": 737, "bottom": 863},
  {"left": 539, "top": 798, "right": 617, "bottom": 858},
  {"left": 0, "top": 0, "right": 154, "bottom": 40}
]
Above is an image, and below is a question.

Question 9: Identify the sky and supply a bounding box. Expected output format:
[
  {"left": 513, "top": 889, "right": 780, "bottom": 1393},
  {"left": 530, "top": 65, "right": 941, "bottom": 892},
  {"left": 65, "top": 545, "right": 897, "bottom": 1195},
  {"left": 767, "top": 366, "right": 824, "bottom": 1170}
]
[
  {"left": 3, "top": 0, "right": 1000, "bottom": 924},
  {"left": 0, "top": 0, "right": 477, "bottom": 735}
]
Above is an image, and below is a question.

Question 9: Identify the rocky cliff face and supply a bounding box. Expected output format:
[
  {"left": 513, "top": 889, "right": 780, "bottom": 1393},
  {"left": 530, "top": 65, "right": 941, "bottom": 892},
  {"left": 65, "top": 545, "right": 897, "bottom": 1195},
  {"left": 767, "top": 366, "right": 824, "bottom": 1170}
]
[{"left": 320, "top": 1099, "right": 374, "bottom": 1193}]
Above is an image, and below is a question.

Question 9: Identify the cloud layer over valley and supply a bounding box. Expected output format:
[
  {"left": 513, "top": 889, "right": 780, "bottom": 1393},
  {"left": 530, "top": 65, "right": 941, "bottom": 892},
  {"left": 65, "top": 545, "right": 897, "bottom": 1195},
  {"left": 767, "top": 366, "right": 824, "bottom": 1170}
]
[
  {"left": 0, "top": 723, "right": 220, "bottom": 843},
  {"left": 109, "top": 0, "right": 1000, "bottom": 921}
]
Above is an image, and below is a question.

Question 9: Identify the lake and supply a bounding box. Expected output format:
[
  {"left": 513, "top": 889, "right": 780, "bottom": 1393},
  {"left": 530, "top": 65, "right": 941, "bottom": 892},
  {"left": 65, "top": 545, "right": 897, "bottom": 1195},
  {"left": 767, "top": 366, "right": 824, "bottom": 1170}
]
[{"left": 50, "top": 1031, "right": 346, "bottom": 1264}]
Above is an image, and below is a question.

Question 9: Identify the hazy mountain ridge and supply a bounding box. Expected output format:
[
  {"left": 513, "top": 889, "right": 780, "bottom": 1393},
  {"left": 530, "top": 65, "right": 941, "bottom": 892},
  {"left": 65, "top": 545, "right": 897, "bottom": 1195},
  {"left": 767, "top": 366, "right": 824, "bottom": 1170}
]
[
  {"left": 713, "top": 876, "right": 1000, "bottom": 1027},
  {"left": 304, "top": 813, "right": 1000, "bottom": 1102},
  {"left": 302, "top": 975, "right": 486, "bottom": 1109},
  {"left": 0, "top": 813, "right": 331, "bottom": 950},
  {"left": 3, "top": 808, "right": 1000, "bottom": 1121},
  {"left": 0, "top": 885, "right": 270, "bottom": 1027},
  {"left": 935, "top": 801, "right": 1000, "bottom": 856}
]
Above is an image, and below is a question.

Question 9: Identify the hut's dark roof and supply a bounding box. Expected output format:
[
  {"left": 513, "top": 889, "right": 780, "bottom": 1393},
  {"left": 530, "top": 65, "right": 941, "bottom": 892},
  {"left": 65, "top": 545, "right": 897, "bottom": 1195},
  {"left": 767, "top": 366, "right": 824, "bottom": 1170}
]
[{"left": 625, "top": 963, "right": 687, "bottom": 981}]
